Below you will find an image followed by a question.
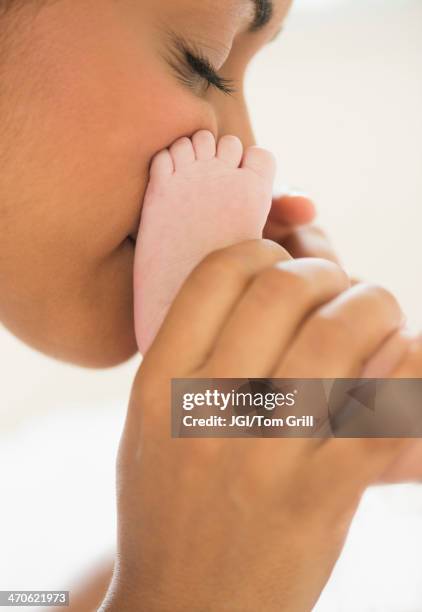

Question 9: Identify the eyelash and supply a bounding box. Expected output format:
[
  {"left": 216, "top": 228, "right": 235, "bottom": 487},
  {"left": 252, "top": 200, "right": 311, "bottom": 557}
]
[
  {"left": 184, "top": 49, "right": 236, "bottom": 96},
  {"left": 168, "top": 36, "right": 236, "bottom": 96}
]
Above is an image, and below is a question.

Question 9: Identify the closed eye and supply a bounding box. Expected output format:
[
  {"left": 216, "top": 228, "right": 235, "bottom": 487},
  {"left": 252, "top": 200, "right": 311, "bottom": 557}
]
[
  {"left": 184, "top": 49, "right": 236, "bottom": 95},
  {"left": 165, "top": 33, "right": 236, "bottom": 96}
]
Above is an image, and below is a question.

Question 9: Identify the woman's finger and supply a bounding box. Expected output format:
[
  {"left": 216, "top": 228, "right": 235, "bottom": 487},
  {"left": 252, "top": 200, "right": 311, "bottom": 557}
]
[
  {"left": 147, "top": 239, "right": 291, "bottom": 373},
  {"left": 391, "top": 334, "right": 422, "bottom": 378},
  {"left": 281, "top": 225, "right": 341, "bottom": 264},
  {"left": 276, "top": 283, "right": 404, "bottom": 378},
  {"left": 361, "top": 329, "right": 414, "bottom": 377},
  {"left": 266, "top": 193, "right": 316, "bottom": 227},
  {"left": 207, "top": 258, "right": 349, "bottom": 377}
]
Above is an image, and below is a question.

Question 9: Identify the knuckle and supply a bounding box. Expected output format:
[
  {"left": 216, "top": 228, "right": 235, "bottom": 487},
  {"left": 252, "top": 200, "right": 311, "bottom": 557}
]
[
  {"left": 280, "top": 259, "right": 349, "bottom": 298},
  {"left": 307, "top": 258, "right": 350, "bottom": 291},
  {"left": 309, "top": 313, "right": 355, "bottom": 349},
  {"left": 395, "top": 339, "right": 422, "bottom": 377},
  {"left": 253, "top": 268, "right": 288, "bottom": 303},
  {"left": 315, "top": 257, "right": 347, "bottom": 278},
  {"left": 192, "top": 241, "right": 290, "bottom": 292},
  {"left": 360, "top": 283, "right": 401, "bottom": 319},
  {"left": 281, "top": 267, "right": 314, "bottom": 296},
  {"left": 190, "top": 249, "right": 246, "bottom": 290},
  {"left": 200, "top": 248, "right": 234, "bottom": 274},
  {"left": 256, "top": 266, "right": 312, "bottom": 303}
]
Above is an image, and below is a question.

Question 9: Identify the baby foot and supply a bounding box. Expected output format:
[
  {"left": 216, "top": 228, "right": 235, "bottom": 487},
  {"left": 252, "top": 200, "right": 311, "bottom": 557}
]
[{"left": 134, "top": 130, "right": 276, "bottom": 354}]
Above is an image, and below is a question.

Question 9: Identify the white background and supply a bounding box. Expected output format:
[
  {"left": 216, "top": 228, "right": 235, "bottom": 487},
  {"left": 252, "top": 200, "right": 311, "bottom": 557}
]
[{"left": 1, "top": 1, "right": 422, "bottom": 610}]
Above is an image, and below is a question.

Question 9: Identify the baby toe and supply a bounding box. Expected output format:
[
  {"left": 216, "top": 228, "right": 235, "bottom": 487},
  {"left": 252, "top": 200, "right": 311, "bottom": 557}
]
[
  {"left": 217, "top": 135, "right": 243, "bottom": 167},
  {"left": 241, "top": 146, "right": 276, "bottom": 182},
  {"left": 192, "top": 130, "right": 216, "bottom": 161},
  {"left": 149, "top": 149, "right": 174, "bottom": 179},
  {"left": 169, "top": 136, "right": 196, "bottom": 170}
]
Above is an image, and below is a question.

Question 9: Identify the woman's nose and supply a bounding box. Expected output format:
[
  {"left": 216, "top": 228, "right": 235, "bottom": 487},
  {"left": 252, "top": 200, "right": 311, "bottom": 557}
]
[{"left": 215, "top": 95, "right": 256, "bottom": 149}]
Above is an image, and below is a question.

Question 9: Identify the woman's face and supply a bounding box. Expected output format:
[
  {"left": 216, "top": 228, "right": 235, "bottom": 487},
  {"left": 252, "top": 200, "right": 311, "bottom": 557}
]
[{"left": 0, "top": 0, "right": 290, "bottom": 367}]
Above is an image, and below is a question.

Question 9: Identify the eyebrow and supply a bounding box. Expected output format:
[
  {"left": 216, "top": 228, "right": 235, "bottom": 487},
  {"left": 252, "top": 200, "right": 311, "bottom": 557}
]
[{"left": 249, "top": 0, "right": 274, "bottom": 31}]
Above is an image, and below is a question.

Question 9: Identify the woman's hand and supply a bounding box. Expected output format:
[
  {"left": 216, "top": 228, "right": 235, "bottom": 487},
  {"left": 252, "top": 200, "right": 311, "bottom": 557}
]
[
  {"left": 271, "top": 194, "right": 422, "bottom": 485},
  {"left": 102, "top": 240, "right": 409, "bottom": 612},
  {"left": 265, "top": 193, "right": 341, "bottom": 263}
]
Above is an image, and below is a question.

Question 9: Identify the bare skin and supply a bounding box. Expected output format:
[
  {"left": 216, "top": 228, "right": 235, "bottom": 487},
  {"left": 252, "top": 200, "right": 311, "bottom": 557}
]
[
  {"left": 103, "top": 240, "right": 412, "bottom": 611},
  {"left": 0, "top": 0, "right": 296, "bottom": 366},
  {"left": 1, "top": 1, "right": 422, "bottom": 610},
  {"left": 134, "top": 131, "right": 275, "bottom": 352}
]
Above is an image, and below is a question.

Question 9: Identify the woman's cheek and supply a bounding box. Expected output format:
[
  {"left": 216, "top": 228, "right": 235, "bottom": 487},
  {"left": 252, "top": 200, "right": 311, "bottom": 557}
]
[
  {"left": 145, "top": 80, "right": 217, "bottom": 144},
  {"left": 0, "top": 0, "right": 220, "bottom": 365},
  {"left": 73, "top": 64, "right": 219, "bottom": 257},
  {"left": 6, "top": 0, "right": 217, "bottom": 263},
  {"left": 116, "top": 70, "right": 218, "bottom": 238}
]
